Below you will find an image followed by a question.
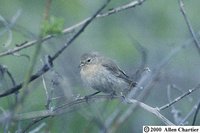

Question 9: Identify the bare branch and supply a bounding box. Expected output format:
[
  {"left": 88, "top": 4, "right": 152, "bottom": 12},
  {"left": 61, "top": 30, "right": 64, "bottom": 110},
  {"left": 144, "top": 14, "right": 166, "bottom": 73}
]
[
  {"left": 125, "top": 99, "right": 175, "bottom": 126},
  {"left": 22, "top": 116, "right": 48, "bottom": 133},
  {"left": 42, "top": 75, "right": 52, "bottom": 109},
  {"left": 97, "top": 0, "right": 146, "bottom": 17},
  {"left": 192, "top": 99, "right": 200, "bottom": 125},
  {"left": 109, "top": 36, "right": 198, "bottom": 132},
  {"left": 15, "top": 94, "right": 174, "bottom": 132},
  {"left": 0, "top": 0, "right": 146, "bottom": 57},
  {"left": 50, "top": 0, "right": 111, "bottom": 61},
  {"left": 29, "top": 123, "right": 46, "bottom": 133},
  {"left": 0, "top": 15, "right": 12, "bottom": 47},
  {"left": 159, "top": 84, "right": 200, "bottom": 111},
  {"left": 179, "top": 100, "right": 198, "bottom": 125},
  {"left": 167, "top": 85, "right": 181, "bottom": 124},
  {"left": 179, "top": 0, "right": 200, "bottom": 54},
  {"left": 0, "top": 0, "right": 111, "bottom": 98}
]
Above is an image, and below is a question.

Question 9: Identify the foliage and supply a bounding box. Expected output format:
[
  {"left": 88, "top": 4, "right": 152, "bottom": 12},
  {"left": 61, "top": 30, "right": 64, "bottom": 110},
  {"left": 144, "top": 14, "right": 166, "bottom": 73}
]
[{"left": 0, "top": 0, "right": 200, "bottom": 132}]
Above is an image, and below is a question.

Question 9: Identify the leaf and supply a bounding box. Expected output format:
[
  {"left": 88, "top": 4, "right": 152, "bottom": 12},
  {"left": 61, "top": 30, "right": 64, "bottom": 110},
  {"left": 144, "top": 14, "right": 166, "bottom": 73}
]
[{"left": 41, "top": 16, "right": 64, "bottom": 36}]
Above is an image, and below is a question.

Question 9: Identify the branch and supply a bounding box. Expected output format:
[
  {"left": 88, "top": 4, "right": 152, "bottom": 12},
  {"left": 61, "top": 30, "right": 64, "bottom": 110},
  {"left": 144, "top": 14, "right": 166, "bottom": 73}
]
[
  {"left": 179, "top": 0, "right": 200, "bottom": 54},
  {"left": 0, "top": 62, "right": 51, "bottom": 97},
  {"left": 179, "top": 99, "right": 199, "bottom": 125},
  {"left": 0, "top": 0, "right": 146, "bottom": 57},
  {"left": 109, "top": 35, "right": 198, "bottom": 132},
  {"left": 192, "top": 98, "right": 200, "bottom": 125},
  {"left": 0, "top": 0, "right": 111, "bottom": 98},
  {"left": 14, "top": 95, "right": 174, "bottom": 132},
  {"left": 167, "top": 85, "right": 183, "bottom": 124},
  {"left": 159, "top": 84, "right": 200, "bottom": 111},
  {"left": 125, "top": 99, "right": 175, "bottom": 126},
  {"left": 50, "top": 0, "right": 111, "bottom": 60},
  {"left": 22, "top": 116, "right": 48, "bottom": 133}
]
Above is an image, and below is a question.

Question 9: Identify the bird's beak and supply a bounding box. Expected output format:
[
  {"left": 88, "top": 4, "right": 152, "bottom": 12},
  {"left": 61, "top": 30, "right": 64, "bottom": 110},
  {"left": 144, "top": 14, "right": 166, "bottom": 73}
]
[{"left": 78, "top": 63, "right": 84, "bottom": 68}]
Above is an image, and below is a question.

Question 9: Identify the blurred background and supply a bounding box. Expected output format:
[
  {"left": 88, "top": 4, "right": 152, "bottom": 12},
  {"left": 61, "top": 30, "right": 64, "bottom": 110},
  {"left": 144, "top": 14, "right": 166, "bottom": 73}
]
[{"left": 0, "top": 0, "right": 200, "bottom": 132}]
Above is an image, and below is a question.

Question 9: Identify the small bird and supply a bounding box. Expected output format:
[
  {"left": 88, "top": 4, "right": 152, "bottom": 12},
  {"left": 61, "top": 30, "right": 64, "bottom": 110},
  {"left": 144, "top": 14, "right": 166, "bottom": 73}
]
[{"left": 79, "top": 52, "right": 136, "bottom": 96}]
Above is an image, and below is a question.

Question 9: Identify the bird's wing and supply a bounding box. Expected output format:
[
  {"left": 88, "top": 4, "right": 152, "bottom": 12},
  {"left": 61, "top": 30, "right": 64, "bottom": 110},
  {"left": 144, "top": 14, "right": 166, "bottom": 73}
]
[{"left": 101, "top": 59, "right": 133, "bottom": 84}]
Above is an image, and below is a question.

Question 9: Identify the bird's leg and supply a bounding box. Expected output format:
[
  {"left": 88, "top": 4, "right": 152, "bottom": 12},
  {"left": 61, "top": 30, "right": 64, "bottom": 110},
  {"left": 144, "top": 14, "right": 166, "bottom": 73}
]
[
  {"left": 84, "top": 91, "right": 101, "bottom": 102},
  {"left": 121, "top": 95, "right": 127, "bottom": 103},
  {"left": 109, "top": 91, "right": 117, "bottom": 99},
  {"left": 129, "top": 81, "right": 137, "bottom": 90}
]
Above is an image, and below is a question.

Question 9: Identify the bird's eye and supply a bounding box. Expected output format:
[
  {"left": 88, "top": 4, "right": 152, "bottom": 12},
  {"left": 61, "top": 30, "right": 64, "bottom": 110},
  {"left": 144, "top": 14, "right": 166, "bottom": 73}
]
[{"left": 87, "top": 59, "right": 91, "bottom": 63}]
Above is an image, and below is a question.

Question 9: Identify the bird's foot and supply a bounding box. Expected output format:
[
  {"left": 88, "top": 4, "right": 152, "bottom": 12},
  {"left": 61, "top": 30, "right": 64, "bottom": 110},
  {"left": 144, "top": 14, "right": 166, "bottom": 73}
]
[{"left": 84, "top": 91, "right": 101, "bottom": 102}]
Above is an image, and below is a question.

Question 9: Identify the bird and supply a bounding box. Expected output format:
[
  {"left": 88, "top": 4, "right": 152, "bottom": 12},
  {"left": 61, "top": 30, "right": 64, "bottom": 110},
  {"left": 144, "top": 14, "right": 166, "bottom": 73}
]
[{"left": 79, "top": 52, "right": 136, "bottom": 96}]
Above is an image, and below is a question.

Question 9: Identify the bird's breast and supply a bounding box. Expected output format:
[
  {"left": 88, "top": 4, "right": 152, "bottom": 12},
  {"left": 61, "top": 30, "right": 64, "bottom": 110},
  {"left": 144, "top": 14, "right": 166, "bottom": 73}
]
[{"left": 80, "top": 64, "right": 101, "bottom": 79}]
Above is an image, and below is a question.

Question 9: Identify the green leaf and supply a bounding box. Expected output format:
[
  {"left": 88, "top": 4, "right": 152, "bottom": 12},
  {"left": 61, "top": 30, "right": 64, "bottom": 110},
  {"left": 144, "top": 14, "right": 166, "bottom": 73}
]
[{"left": 41, "top": 16, "right": 64, "bottom": 36}]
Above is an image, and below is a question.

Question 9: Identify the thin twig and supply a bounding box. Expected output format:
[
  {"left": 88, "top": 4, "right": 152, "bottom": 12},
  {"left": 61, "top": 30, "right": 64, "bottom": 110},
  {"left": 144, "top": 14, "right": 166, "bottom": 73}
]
[
  {"left": 192, "top": 98, "right": 200, "bottom": 125},
  {"left": 20, "top": 95, "right": 113, "bottom": 132},
  {"left": 126, "top": 99, "right": 175, "bottom": 126},
  {"left": 5, "top": 66, "right": 19, "bottom": 103},
  {"left": 15, "top": 94, "right": 174, "bottom": 131},
  {"left": 159, "top": 84, "right": 200, "bottom": 111},
  {"left": 0, "top": 15, "right": 12, "bottom": 47},
  {"left": 22, "top": 116, "right": 49, "bottom": 133},
  {"left": 130, "top": 38, "right": 148, "bottom": 80},
  {"left": 167, "top": 85, "right": 183, "bottom": 124},
  {"left": 179, "top": 101, "right": 197, "bottom": 125},
  {"left": 179, "top": 0, "right": 200, "bottom": 54},
  {"left": 2, "top": 65, "right": 16, "bottom": 87},
  {"left": 109, "top": 37, "right": 199, "bottom": 132},
  {"left": 42, "top": 75, "right": 51, "bottom": 109},
  {"left": 0, "top": 62, "right": 52, "bottom": 98},
  {"left": 0, "top": 0, "right": 111, "bottom": 98},
  {"left": 0, "top": 10, "right": 21, "bottom": 47},
  {"left": 51, "top": 0, "right": 111, "bottom": 61},
  {"left": 0, "top": 65, "right": 18, "bottom": 102},
  {"left": 0, "top": 0, "right": 146, "bottom": 57},
  {"left": 29, "top": 123, "right": 46, "bottom": 133}
]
